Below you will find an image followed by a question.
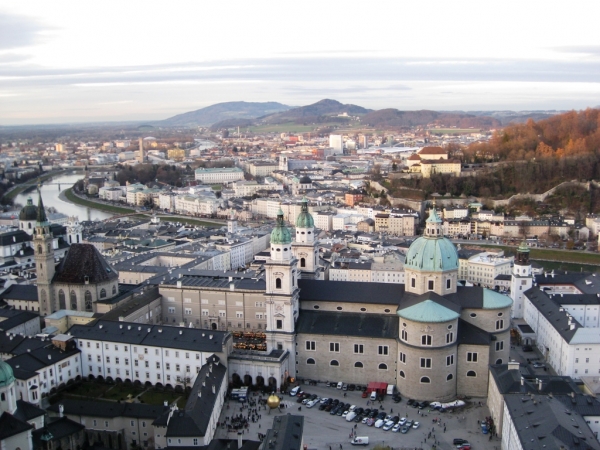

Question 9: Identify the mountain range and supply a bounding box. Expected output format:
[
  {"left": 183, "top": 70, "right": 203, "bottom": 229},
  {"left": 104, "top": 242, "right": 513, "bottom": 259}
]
[{"left": 160, "top": 99, "right": 565, "bottom": 130}]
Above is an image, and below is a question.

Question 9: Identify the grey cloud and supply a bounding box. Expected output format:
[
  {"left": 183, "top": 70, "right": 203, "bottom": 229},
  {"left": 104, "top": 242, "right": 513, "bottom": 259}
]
[
  {"left": 1, "top": 56, "right": 600, "bottom": 89},
  {"left": 283, "top": 84, "right": 412, "bottom": 95},
  {"left": 0, "top": 12, "right": 52, "bottom": 50}
]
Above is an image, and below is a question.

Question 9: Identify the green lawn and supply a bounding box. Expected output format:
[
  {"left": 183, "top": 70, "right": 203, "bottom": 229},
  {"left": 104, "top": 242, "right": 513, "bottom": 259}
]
[
  {"left": 140, "top": 389, "right": 188, "bottom": 408},
  {"left": 103, "top": 384, "right": 145, "bottom": 401},
  {"left": 65, "top": 381, "right": 112, "bottom": 398}
]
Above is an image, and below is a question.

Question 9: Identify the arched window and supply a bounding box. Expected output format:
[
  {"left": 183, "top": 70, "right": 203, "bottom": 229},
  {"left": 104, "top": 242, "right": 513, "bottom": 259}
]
[
  {"left": 354, "top": 362, "right": 363, "bottom": 368},
  {"left": 70, "top": 291, "right": 77, "bottom": 310},
  {"left": 40, "top": 289, "right": 47, "bottom": 307},
  {"left": 58, "top": 290, "right": 66, "bottom": 310},
  {"left": 300, "top": 258, "right": 306, "bottom": 268},
  {"left": 112, "top": 285, "right": 117, "bottom": 295},
  {"left": 28, "top": 223, "right": 32, "bottom": 229},
  {"left": 275, "top": 278, "right": 282, "bottom": 289},
  {"left": 495, "top": 359, "right": 503, "bottom": 365},
  {"left": 399, "top": 370, "right": 405, "bottom": 378},
  {"left": 446, "top": 374, "right": 453, "bottom": 381},
  {"left": 37, "top": 245, "right": 42, "bottom": 254},
  {"left": 100, "top": 288, "right": 106, "bottom": 298},
  {"left": 378, "top": 363, "right": 388, "bottom": 370},
  {"left": 306, "top": 358, "right": 315, "bottom": 365},
  {"left": 85, "top": 291, "right": 93, "bottom": 312},
  {"left": 467, "top": 370, "right": 477, "bottom": 377},
  {"left": 330, "top": 360, "right": 339, "bottom": 366},
  {"left": 420, "top": 376, "right": 431, "bottom": 383}
]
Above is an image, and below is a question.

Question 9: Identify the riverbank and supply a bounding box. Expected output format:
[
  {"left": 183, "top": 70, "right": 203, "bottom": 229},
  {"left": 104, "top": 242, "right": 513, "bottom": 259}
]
[
  {"left": 62, "top": 187, "right": 223, "bottom": 227},
  {"left": 3, "top": 170, "right": 66, "bottom": 203}
]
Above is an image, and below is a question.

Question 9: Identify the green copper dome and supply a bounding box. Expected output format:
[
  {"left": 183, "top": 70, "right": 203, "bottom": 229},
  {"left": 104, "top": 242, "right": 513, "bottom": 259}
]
[
  {"left": 0, "top": 360, "right": 15, "bottom": 388},
  {"left": 19, "top": 197, "right": 38, "bottom": 221},
  {"left": 271, "top": 208, "right": 292, "bottom": 244},
  {"left": 518, "top": 240, "right": 530, "bottom": 253},
  {"left": 482, "top": 288, "right": 513, "bottom": 310},
  {"left": 295, "top": 197, "right": 314, "bottom": 228},
  {"left": 397, "top": 299, "right": 460, "bottom": 323},
  {"left": 406, "top": 237, "right": 458, "bottom": 272}
]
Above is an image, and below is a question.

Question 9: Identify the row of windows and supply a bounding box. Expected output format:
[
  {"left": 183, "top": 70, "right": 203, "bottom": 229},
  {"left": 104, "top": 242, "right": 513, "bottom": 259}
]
[
  {"left": 312, "top": 305, "right": 392, "bottom": 313},
  {"left": 306, "top": 359, "right": 388, "bottom": 370},
  {"left": 83, "top": 342, "right": 200, "bottom": 359},
  {"left": 398, "top": 371, "right": 477, "bottom": 381},
  {"left": 308, "top": 341, "right": 388, "bottom": 355},
  {"left": 410, "top": 278, "right": 452, "bottom": 290}
]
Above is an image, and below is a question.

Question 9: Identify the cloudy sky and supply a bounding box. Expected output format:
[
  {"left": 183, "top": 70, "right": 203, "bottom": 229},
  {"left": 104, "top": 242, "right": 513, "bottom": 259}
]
[{"left": 1, "top": 0, "right": 599, "bottom": 124}]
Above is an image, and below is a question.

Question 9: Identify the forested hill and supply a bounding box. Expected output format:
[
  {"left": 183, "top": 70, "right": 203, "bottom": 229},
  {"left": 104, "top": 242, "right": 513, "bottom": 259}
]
[{"left": 463, "top": 108, "right": 600, "bottom": 162}]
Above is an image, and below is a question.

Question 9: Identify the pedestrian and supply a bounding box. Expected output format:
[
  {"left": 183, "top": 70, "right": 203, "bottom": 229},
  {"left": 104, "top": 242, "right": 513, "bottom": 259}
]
[
  {"left": 444, "top": 426, "right": 446, "bottom": 433},
  {"left": 391, "top": 408, "right": 393, "bottom": 414},
  {"left": 340, "top": 444, "right": 343, "bottom": 450},
  {"left": 477, "top": 420, "right": 480, "bottom": 425}
]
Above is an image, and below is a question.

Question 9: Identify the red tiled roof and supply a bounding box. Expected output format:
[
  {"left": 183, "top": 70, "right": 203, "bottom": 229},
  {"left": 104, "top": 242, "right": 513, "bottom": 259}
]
[{"left": 418, "top": 146, "right": 446, "bottom": 155}]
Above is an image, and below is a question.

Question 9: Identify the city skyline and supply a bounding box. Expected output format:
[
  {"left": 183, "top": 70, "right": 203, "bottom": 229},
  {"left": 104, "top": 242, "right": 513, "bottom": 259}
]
[{"left": 1, "top": 0, "right": 600, "bottom": 124}]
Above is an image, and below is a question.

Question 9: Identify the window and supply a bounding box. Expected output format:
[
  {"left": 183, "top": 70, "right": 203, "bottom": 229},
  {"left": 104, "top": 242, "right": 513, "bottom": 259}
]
[
  {"left": 399, "top": 352, "right": 406, "bottom": 364},
  {"left": 276, "top": 320, "right": 283, "bottom": 330},
  {"left": 378, "top": 345, "right": 389, "bottom": 355},
  {"left": 467, "top": 352, "right": 478, "bottom": 362},
  {"left": 378, "top": 363, "right": 388, "bottom": 370},
  {"left": 446, "top": 374, "right": 453, "bottom": 381},
  {"left": 100, "top": 288, "right": 106, "bottom": 299},
  {"left": 470, "top": 313, "right": 477, "bottom": 318},
  {"left": 446, "top": 278, "right": 451, "bottom": 289},
  {"left": 330, "top": 342, "right": 340, "bottom": 352},
  {"left": 411, "top": 278, "right": 416, "bottom": 288},
  {"left": 300, "top": 258, "right": 306, "bottom": 267},
  {"left": 401, "top": 330, "right": 408, "bottom": 341},
  {"left": 446, "top": 332, "right": 454, "bottom": 344},
  {"left": 495, "top": 341, "right": 504, "bottom": 351},
  {"left": 467, "top": 370, "right": 477, "bottom": 377},
  {"left": 306, "top": 358, "right": 315, "bottom": 365},
  {"left": 420, "top": 376, "right": 431, "bottom": 383},
  {"left": 168, "top": 307, "right": 175, "bottom": 314},
  {"left": 399, "top": 370, "right": 405, "bottom": 378},
  {"left": 420, "top": 358, "right": 432, "bottom": 368},
  {"left": 305, "top": 341, "right": 315, "bottom": 351},
  {"left": 354, "top": 362, "right": 363, "bottom": 368},
  {"left": 70, "top": 291, "right": 77, "bottom": 310},
  {"left": 330, "top": 360, "right": 339, "bottom": 366},
  {"left": 446, "top": 355, "right": 454, "bottom": 366},
  {"left": 275, "top": 278, "right": 282, "bottom": 289},
  {"left": 421, "top": 335, "right": 432, "bottom": 346},
  {"left": 184, "top": 308, "right": 192, "bottom": 315},
  {"left": 354, "top": 344, "right": 364, "bottom": 354},
  {"left": 428, "top": 280, "right": 434, "bottom": 290},
  {"left": 496, "top": 319, "right": 504, "bottom": 330}
]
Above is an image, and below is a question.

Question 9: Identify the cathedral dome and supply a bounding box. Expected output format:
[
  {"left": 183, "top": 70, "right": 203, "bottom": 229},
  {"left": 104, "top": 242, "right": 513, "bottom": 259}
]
[
  {"left": 405, "top": 204, "right": 458, "bottom": 272},
  {"left": 0, "top": 360, "right": 15, "bottom": 388},
  {"left": 295, "top": 197, "right": 314, "bottom": 228},
  {"left": 19, "top": 197, "right": 38, "bottom": 221},
  {"left": 271, "top": 208, "right": 292, "bottom": 245}
]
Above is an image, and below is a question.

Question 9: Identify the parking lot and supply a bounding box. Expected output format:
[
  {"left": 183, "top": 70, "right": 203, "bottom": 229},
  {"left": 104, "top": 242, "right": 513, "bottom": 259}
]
[{"left": 216, "top": 382, "right": 500, "bottom": 449}]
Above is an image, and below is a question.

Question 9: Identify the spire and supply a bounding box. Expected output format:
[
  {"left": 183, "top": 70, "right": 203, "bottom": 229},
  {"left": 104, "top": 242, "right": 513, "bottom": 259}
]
[
  {"left": 301, "top": 196, "right": 309, "bottom": 212},
  {"left": 426, "top": 200, "right": 442, "bottom": 224},
  {"left": 36, "top": 188, "right": 48, "bottom": 224}
]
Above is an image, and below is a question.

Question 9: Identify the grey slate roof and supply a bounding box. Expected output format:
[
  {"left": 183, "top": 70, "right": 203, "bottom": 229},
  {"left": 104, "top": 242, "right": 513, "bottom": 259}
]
[
  {"left": 0, "top": 310, "right": 39, "bottom": 332},
  {"left": 262, "top": 414, "right": 304, "bottom": 450},
  {"left": 0, "top": 284, "right": 38, "bottom": 302},
  {"left": 166, "top": 354, "right": 227, "bottom": 438},
  {"left": 32, "top": 416, "right": 85, "bottom": 446},
  {"left": 456, "top": 319, "right": 491, "bottom": 346},
  {"left": 53, "top": 243, "right": 118, "bottom": 284},
  {"left": 296, "top": 310, "right": 398, "bottom": 339},
  {"left": 0, "top": 411, "right": 32, "bottom": 440},
  {"left": 48, "top": 399, "right": 168, "bottom": 419},
  {"left": 298, "top": 279, "right": 401, "bottom": 305},
  {"left": 524, "top": 288, "right": 579, "bottom": 343},
  {"left": 489, "top": 363, "right": 579, "bottom": 395},
  {"left": 14, "top": 400, "right": 45, "bottom": 422},
  {"left": 68, "top": 320, "right": 229, "bottom": 352},
  {"left": 0, "top": 230, "right": 31, "bottom": 246}
]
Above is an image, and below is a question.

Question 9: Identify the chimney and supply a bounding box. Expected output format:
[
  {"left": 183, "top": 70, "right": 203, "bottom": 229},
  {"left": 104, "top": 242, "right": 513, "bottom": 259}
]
[
  {"left": 212, "top": 384, "right": 216, "bottom": 394},
  {"left": 538, "top": 379, "right": 543, "bottom": 391},
  {"left": 164, "top": 401, "right": 168, "bottom": 407},
  {"left": 521, "top": 377, "right": 524, "bottom": 386},
  {"left": 177, "top": 281, "right": 182, "bottom": 289},
  {"left": 48, "top": 355, "right": 51, "bottom": 360},
  {"left": 507, "top": 361, "right": 520, "bottom": 371},
  {"left": 230, "top": 283, "right": 235, "bottom": 291},
  {"left": 59, "top": 404, "right": 64, "bottom": 417}
]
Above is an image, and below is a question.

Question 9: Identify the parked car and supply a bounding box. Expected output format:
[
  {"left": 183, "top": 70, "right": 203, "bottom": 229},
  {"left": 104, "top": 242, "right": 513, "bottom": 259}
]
[
  {"left": 290, "top": 386, "right": 301, "bottom": 396},
  {"left": 418, "top": 401, "right": 430, "bottom": 409},
  {"left": 337, "top": 381, "right": 344, "bottom": 389},
  {"left": 348, "top": 384, "right": 356, "bottom": 391},
  {"left": 457, "top": 445, "right": 471, "bottom": 450},
  {"left": 346, "top": 412, "right": 357, "bottom": 422},
  {"left": 382, "top": 420, "right": 395, "bottom": 431},
  {"left": 522, "top": 345, "right": 533, "bottom": 352},
  {"left": 354, "top": 414, "right": 364, "bottom": 423},
  {"left": 366, "top": 418, "right": 376, "bottom": 426},
  {"left": 320, "top": 397, "right": 330, "bottom": 404},
  {"left": 392, "top": 423, "right": 402, "bottom": 432},
  {"left": 368, "top": 409, "right": 379, "bottom": 418},
  {"left": 413, "top": 421, "right": 420, "bottom": 429},
  {"left": 307, "top": 399, "right": 319, "bottom": 408},
  {"left": 398, "top": 417, "right": 407, "bottom": 426},
  {"left": 405, "top": 420, "right": 413, "bottom": 428},
  {"left": 533, "top": 362, "right": 546, "bottom": 368},
  {"left": 342, "top": 383, "right": 348, "bottom": 391},
  {"left": 400, "top": 426, "right": 409, "bottom": 434},
  {"left": 362, "top": 391, "right": 368, "bottom": 398},
  {"left": 375, "top": 419, "right": 386, "bottom": 428},
  {"left": 406, "top": 399, "right": 415, "bottom": 406},
  {"left": 453, "top": 439, "right": 468, "bottom": 445}
]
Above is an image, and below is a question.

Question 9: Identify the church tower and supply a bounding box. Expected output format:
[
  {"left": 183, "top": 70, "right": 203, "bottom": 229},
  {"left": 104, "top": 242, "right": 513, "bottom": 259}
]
[
  {"left": 264, "top": 208, "right": 299, "bottom": 370},
  {"left": 66, "top": 216, "right": 83, "bottom": 245},
  {"left": 292, "top": 197, "right": 319, "bottom": 279},
  {"left": 227, "top": 209, "right": 238, "bottom": 234},
  {"left": 279, "top": 155, "right": 288, "bottom": 172},
  {"left": 510, "top": 241, "right": 532, "bottom": 319},
  {"left": 34, "top": 191, "right": 56, "bottom": 316}
]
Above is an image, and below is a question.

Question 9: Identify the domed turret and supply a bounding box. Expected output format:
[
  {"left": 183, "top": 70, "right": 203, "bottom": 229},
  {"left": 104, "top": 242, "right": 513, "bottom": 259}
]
[
  {"left": 271, "top": 208, "right": 291, "bottom": 245},
  {"left": 295, "top": 197, "right": 314, "bottom": 229},
  {"left": 19, "top": 197, "right": 38, "bottom": 221},
  {"left": 404, "top": 202, "right": 458, "bottom": 295},
  {"left": 0, "top": 360, "right": 15, "bottom": 388}
]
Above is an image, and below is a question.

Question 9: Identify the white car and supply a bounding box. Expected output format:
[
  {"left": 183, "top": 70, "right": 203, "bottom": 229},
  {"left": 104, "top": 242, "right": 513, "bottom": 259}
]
[
  {"left": 362, "top": 417, "right": 369, "bottom": 424},
  {"left": 290, "top": 386, "right": 300, "bottom": 396},
  {"left": 382, "top": 420, "right": 395, "bottom": 431},
  {"left": 320, "top": 397, "right": 330, "bottom": 404},
  {"left": 349, "top": 405, "right": 356, "bottom": 412},
  {"left": 375, "top": 419, "right": 385, "bottom": 428},
  {"left": 342, "top": 410, "right": 349, "bottom": 418},
  {"left": 346, "top": 412, "right": 357, "bottom": 422},
  {"left": 392, "top": 423, "right": 402, "bottom": 433},
  {"left": 412, "top": 421, "right": 420, "bottom": 429},
  {"left": 398, "top": 417, "right": 407, "bottom": 426},
  {"left": 306, "top": 399, "right": 318, "bottom": 408}
]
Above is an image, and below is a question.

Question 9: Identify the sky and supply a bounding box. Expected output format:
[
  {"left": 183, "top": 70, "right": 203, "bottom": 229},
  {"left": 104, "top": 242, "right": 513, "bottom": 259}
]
[{"left": 1, "top": 0, "right": 600, "bottom": 125}]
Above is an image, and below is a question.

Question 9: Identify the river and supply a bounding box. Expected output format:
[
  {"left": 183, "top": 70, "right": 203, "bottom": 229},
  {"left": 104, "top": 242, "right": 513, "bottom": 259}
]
[{"left": 14, "top": 173, "right": 113, "bottom": 222}]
